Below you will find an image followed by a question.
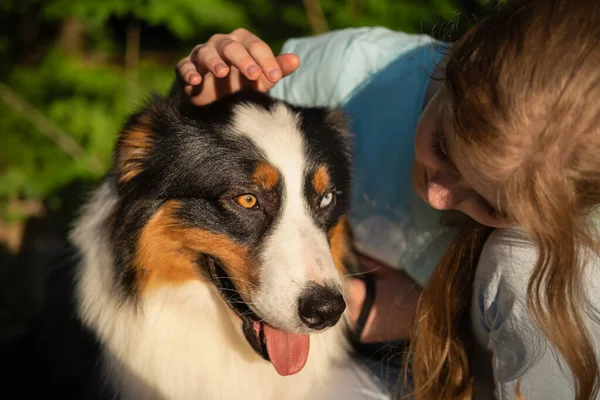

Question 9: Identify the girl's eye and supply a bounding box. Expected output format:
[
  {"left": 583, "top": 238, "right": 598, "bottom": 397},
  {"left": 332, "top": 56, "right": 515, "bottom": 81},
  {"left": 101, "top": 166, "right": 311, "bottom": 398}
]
[
  {"left": 319, "top": 192, "right": 334, "bottom": 209},
  {"left": 234, "top": 194, "right": 258, "bottom": 209},
  {"left": 438, "top": 133, "right": 448, "bottom": 156},
  {"left": 430, "top": 128, "right": 449, "bottom": 160}
]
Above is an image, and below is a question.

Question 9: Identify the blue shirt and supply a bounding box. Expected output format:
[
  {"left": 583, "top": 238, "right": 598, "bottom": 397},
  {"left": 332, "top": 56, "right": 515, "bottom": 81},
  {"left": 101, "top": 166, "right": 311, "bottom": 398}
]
[
  {"left": 270, "top": 27, "right": 454, "bottom": 285},
  {"left": 272, "top": 29, "right": 600, "bottom": 398}
]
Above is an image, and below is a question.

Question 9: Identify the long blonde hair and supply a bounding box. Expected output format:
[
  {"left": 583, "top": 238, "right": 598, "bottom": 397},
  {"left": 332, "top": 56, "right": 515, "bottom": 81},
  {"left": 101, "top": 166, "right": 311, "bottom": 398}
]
[{"left": 410, "top": 1, "right": 600, "bottom": 398}]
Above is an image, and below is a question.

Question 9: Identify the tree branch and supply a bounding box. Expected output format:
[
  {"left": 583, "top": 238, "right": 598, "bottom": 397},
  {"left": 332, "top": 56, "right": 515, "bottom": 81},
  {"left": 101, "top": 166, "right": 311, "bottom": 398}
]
[
  {"left": 302, "top": 0, "right": 329, "bottom": 35},
  {"left": 125, "top": 21, "right": 141, "bottom": 103},
  {"left": 0, "top": 82, "right": 102, "bottom": 173},
  {"left": 348, "top": 0, "right": 361, "bottom": 18}
]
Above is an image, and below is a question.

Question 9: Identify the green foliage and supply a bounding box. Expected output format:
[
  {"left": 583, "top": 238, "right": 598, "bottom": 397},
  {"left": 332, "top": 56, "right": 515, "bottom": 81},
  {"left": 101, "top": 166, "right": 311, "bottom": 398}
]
[
  {"left": 42, "top": 0, "right": 249, "bottom": 39},
  {"left": 321, "top": 0, "right": 457, "bottom": 33},
  {"left": 0, "top": 0, "right": 491, "bottom": 224},
  {"left": 0, "top": 51, "right": 173, "bottom": 220}
]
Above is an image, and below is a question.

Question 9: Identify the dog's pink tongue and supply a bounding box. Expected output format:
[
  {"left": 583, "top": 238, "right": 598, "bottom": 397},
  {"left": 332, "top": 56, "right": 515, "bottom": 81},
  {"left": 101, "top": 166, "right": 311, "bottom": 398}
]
[{"left": 263, "top": 324, "right": 310, "bottom": 376}]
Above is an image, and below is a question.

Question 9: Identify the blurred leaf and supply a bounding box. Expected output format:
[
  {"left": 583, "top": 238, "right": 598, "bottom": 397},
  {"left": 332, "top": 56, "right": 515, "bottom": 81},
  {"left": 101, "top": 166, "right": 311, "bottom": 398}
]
[{"left": 136, "top": 0, "right": 249, "bottom": 39}]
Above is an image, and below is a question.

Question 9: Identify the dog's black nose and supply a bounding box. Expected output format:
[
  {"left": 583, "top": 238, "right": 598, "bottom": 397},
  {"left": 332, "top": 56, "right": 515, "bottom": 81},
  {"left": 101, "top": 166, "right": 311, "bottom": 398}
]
[{"left": 298, "top": 283, "right": 346, "bottom": 330}]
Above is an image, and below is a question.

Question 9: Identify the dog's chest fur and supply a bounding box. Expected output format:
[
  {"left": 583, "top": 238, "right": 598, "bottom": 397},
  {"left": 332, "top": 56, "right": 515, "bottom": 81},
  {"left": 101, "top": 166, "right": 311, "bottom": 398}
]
[
  {"left": 72, "top": 184, "right": 349, "bottom": 400},
  {"left": 99, "top": 283, "right": 347, "bottom": 400}
]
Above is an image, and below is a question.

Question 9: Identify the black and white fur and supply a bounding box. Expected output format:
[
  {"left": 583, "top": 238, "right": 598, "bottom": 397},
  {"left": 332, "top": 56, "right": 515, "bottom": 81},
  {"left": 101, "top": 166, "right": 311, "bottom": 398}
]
[{"left": 0, "top": 89, "right": 357, "bottom": 400}]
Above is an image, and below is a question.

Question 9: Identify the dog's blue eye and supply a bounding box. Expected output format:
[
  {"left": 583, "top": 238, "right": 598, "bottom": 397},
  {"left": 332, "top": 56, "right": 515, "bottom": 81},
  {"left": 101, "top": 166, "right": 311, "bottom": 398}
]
[{"left": 319, "top": 192, "right": 334, "bottom": 209}]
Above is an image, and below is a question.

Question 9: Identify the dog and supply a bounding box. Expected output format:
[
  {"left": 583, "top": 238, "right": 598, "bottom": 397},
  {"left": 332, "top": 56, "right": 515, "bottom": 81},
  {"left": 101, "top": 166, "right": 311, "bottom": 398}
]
[{"left": 1, "top": 88, "right": 359, "bottom": 399}]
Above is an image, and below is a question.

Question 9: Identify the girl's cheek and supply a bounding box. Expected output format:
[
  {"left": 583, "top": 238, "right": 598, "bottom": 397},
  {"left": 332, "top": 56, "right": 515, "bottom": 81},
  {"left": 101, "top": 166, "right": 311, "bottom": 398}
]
[
  {"left": 414, "top": 122, "right": 436, "bottom": 166},
  {"left": 412, "top": 162, "right": 427, "bottom": 199}
]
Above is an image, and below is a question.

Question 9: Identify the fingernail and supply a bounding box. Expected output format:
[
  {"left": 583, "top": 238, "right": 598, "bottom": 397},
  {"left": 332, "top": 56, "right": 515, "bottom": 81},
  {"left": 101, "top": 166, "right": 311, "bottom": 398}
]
[
  {"left": 268, "top": 68, "right": 281, "bottom": 80},
  {"left": 214, "top": 63, "right": 227, "bottom": 74},
  {"left": 185, "top": 72, "right": 196, "bottom": 82},
  {"left": 246, "top": 64, "right": 260, "bottom": 76}
]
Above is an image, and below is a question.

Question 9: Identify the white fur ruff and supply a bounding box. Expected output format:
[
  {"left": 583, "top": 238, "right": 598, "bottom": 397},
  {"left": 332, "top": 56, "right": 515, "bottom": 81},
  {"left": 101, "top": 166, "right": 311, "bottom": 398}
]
[{"left": 70, "top": 182, "right": 350, "bottom": 400}]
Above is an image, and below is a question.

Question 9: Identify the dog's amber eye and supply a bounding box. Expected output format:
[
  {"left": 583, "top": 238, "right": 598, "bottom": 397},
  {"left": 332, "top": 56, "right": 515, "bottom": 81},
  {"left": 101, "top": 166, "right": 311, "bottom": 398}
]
[{"left": 235, "top": 194, "right": 258, "bottom": 209}]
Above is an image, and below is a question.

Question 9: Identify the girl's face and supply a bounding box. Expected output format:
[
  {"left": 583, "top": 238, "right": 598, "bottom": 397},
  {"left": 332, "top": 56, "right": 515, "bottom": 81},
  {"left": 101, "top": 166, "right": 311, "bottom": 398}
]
[{"left": 413, "top": 87, "right": 514, "bottom": 228}]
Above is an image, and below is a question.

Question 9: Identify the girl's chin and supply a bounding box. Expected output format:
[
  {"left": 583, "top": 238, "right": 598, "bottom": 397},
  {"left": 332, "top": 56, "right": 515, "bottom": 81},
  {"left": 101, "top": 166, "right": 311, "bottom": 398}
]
[{"left": 461, "top": 209, "right": 516, "bottom": 229}]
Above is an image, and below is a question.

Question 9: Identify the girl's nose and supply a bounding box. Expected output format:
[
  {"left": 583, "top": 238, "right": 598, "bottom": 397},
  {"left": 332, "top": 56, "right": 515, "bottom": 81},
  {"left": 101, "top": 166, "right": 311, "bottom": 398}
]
[{"left": 426, "top": 170, "right": 467, "bottom": 210}]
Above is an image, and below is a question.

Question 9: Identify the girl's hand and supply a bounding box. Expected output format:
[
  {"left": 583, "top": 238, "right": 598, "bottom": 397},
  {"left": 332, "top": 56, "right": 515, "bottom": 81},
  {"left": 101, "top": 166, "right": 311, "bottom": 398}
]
[
  {"left": 346, "top": 255, "right": 422, "bottom": 343},
  {"left": 174, "top": 28, "right": 300, "bottom": 106}
]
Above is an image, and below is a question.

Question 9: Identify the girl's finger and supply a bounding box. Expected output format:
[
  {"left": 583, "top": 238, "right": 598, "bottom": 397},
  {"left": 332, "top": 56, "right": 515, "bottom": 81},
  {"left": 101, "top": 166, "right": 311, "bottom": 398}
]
[
  {"left": 276, "top": 53, "right": 301, "bottom": 78},
  {"left": 239, "top": 34, "right": 282, "bottom": 82},
  {"left": 212, "top": 36, "right": 262, "bottom": 81},
  {"left": 177, "top": 59, "right": 202, "bottom": 86},
  {"left": 190, "top": 44, "right": 229, "bottom": 78}
]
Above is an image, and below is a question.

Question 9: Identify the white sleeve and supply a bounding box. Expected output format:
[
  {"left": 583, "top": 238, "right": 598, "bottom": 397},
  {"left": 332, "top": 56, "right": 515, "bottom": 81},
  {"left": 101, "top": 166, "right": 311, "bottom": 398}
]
[
  {"left": 269, "top": 27, "right": 438, "bottom": 108},
  {"left": 470, "top": 228, "right": 588, "bottom": 400}
]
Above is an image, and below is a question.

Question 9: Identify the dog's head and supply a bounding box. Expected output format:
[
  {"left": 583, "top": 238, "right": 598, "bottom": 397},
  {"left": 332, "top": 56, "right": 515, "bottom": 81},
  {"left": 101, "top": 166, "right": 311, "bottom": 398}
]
[{"left": 109, "top": 90, "right": 354, "bottom": 376}]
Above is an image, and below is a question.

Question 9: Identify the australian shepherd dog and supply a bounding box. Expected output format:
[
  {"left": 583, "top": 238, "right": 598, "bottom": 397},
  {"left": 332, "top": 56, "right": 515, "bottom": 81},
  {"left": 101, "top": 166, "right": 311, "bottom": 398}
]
[{"left": 3, "top": 89, "right": 359, "bottom": 399}]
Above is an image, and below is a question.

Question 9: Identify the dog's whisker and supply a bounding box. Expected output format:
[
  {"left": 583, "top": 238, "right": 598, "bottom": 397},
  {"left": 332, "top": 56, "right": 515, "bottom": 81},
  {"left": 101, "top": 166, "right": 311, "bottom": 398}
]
[
  {"left": 343, "top": 269, "right": 381, "bottom": 278},
  {"left": 224, "top": 300, "right": 258, "bottom": 306},
  {"left": 212, "top": 287, "right": 254, "bottom": 298},
  {"left": 212, "top": 286, "right": 247, "bottom": 293},
  {"left": 219, "top": 276, "right": 259, "bottom": 289},
  {"left": 209, "top": 277, "right": 259, "bottom": 291}
]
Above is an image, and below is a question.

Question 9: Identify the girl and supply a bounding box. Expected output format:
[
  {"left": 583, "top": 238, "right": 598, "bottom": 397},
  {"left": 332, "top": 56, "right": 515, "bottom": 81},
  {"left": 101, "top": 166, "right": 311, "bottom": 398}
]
[{"left": 172, "top": 0, "right": 600, "bottom": 398}]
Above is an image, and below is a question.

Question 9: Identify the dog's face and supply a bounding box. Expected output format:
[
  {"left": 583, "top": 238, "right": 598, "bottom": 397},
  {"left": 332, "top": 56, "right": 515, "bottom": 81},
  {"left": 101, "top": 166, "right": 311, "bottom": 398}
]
[{"left": 109, "top": 90, "right": 353, "bottom": 376}]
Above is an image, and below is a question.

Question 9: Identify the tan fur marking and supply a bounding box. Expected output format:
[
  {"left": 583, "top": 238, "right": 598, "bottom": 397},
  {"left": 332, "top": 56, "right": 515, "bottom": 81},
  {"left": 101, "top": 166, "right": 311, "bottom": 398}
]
[
  {"left": 135, "top": 201, "right": 258, "bottom": 296},
  {"left": 118, "top": 114, "right": 153, "bottom": 183},
  {"left": 312, "top": 166, "right": 330, "bottom": 195},
  {"left": 252, "top": 163, "right": 279, "bottom": 190},
  {"left": 328, "top": 216, "right": 352, "bottom": 278}
]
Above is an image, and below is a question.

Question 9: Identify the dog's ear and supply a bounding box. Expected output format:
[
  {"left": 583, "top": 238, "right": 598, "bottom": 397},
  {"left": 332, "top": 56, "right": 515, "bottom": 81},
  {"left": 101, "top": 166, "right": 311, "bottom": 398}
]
[
  {"left": 113, "top": 110, "right": 155, "bottom": 186},
  {"left": 113, "top": 92, "right": 182, "bottom": 187},
  {"left": 325, "top": 108, "right": 350, "bottom": 133},
  {"left": 325, "top": 108, "right": 353, "bottom": 160}
]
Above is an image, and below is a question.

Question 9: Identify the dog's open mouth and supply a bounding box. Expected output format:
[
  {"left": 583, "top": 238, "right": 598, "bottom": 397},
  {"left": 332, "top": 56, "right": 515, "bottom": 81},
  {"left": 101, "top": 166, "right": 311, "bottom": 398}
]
[{"left": 200, "top": 255, "right": 310, "bottom": 376}]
